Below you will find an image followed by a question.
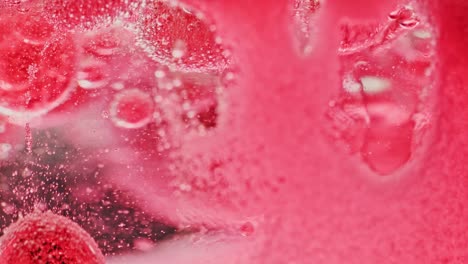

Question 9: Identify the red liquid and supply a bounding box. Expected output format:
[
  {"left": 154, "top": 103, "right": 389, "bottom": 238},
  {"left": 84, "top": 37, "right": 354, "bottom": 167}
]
[{"left": 0, "top": 0, "right": 467, "bottom": 263}]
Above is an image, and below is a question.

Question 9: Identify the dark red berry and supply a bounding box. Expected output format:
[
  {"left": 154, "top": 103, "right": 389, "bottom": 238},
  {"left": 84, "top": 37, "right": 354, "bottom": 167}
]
[{"left": 0, "top": 212, "right": 105, "bottom": 264}]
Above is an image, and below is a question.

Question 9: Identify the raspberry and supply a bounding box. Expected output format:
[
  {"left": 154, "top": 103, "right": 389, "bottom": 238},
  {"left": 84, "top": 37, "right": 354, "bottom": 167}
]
[
  {"left": 140, "top": 1, "right": 228, "bottom": 71},
  {"left": 0, "top": 212, "right": 105, "bottom": 264},
  {"left": 44, "top": 0, "right": 127, "bottom": 30},
  {"left": 0, "top": 8, "right": 76, "bottom": 118}
]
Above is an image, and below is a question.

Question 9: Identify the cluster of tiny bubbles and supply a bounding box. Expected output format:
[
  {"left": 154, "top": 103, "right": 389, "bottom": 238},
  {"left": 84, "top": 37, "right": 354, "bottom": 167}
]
[
  {"left": 324, "top": 2, "right": 437, "bottom": 176},
  {"left": 0, "top": 0, "right": 238, "bottom": 259},
  {"left": 339, "top": 5, "right": 424, "bottom": 55},
  {"left": 152, "top": 65, "right": 225, "bottom": 142},
  {"left": 74, "top": 20, "right": 136, "bottom": 94},
  {"left": 142, "top": 4, "right": 241, "bottom": 214},
  {"left": 72, "top": 2, "right": 229, "bottom": 138},
  {"left": 0, "top": 1, "right": 188, "bottom": 258},
  {"left": 166, "top": 152, "right": 232, "bottom": 202},
  {"left": 292, "top": 0, "right": 321, "bottom": 55},
  {"left": 0, "top": 126, "right": 178, "bottom": 256},
  {"left": 78, "top": 0, "right": 233, "bottom": 228},
  {"left": 136, "top": 0, "right": 229, "bottom": 72},
  {"left": 42, "top": 0, "right": 138, "bottom": 31}
]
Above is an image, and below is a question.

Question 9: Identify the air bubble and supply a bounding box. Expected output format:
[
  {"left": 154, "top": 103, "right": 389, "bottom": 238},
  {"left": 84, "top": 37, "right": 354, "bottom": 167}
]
[
  {"left": 360, "top": 76, "right": 391, "bottom": 95},
  {"left": 155, "top": 70, "right": 166, "bottom": 79},
  {"left": 239, "top": 222, "right": 255, "bottom": 237},
  {"left": 76, "top": 59, "right": 109, "bottom": 90},
  {"left": 84, "top": 28, "right": 123, "bottom": 57},
  {"left": 109, "top": 89, "right": 155, "bottom": 129},
  {"left": 412, "top": 29, "right": 432, "bottom": 39},
  {"left": 325, "top": 3, "right": 436, "bottom": 176}
]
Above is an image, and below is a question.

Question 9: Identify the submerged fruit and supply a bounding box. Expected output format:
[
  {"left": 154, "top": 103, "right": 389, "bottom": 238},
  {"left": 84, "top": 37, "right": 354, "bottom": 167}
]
[
  {"left": 0, "top": 8, "right": 76, "bottom": 120},
  {"left": 0, "top": 212, "right": 105, "bottom": 264},
  {"left": 139, "top": 0, "right": 228, "bottom": 71}
]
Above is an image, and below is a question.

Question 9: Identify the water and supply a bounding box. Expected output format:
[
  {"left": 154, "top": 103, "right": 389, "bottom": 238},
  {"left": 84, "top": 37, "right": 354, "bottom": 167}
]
[
  {"left": 0, "top": 0, "right": 463, "bottom": 264},
  {"left": 325, "top": 4, "right": 436, "bottom": 175},
  {"left": 0, "top": 0, "right": 231, "bottom": 259}
]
